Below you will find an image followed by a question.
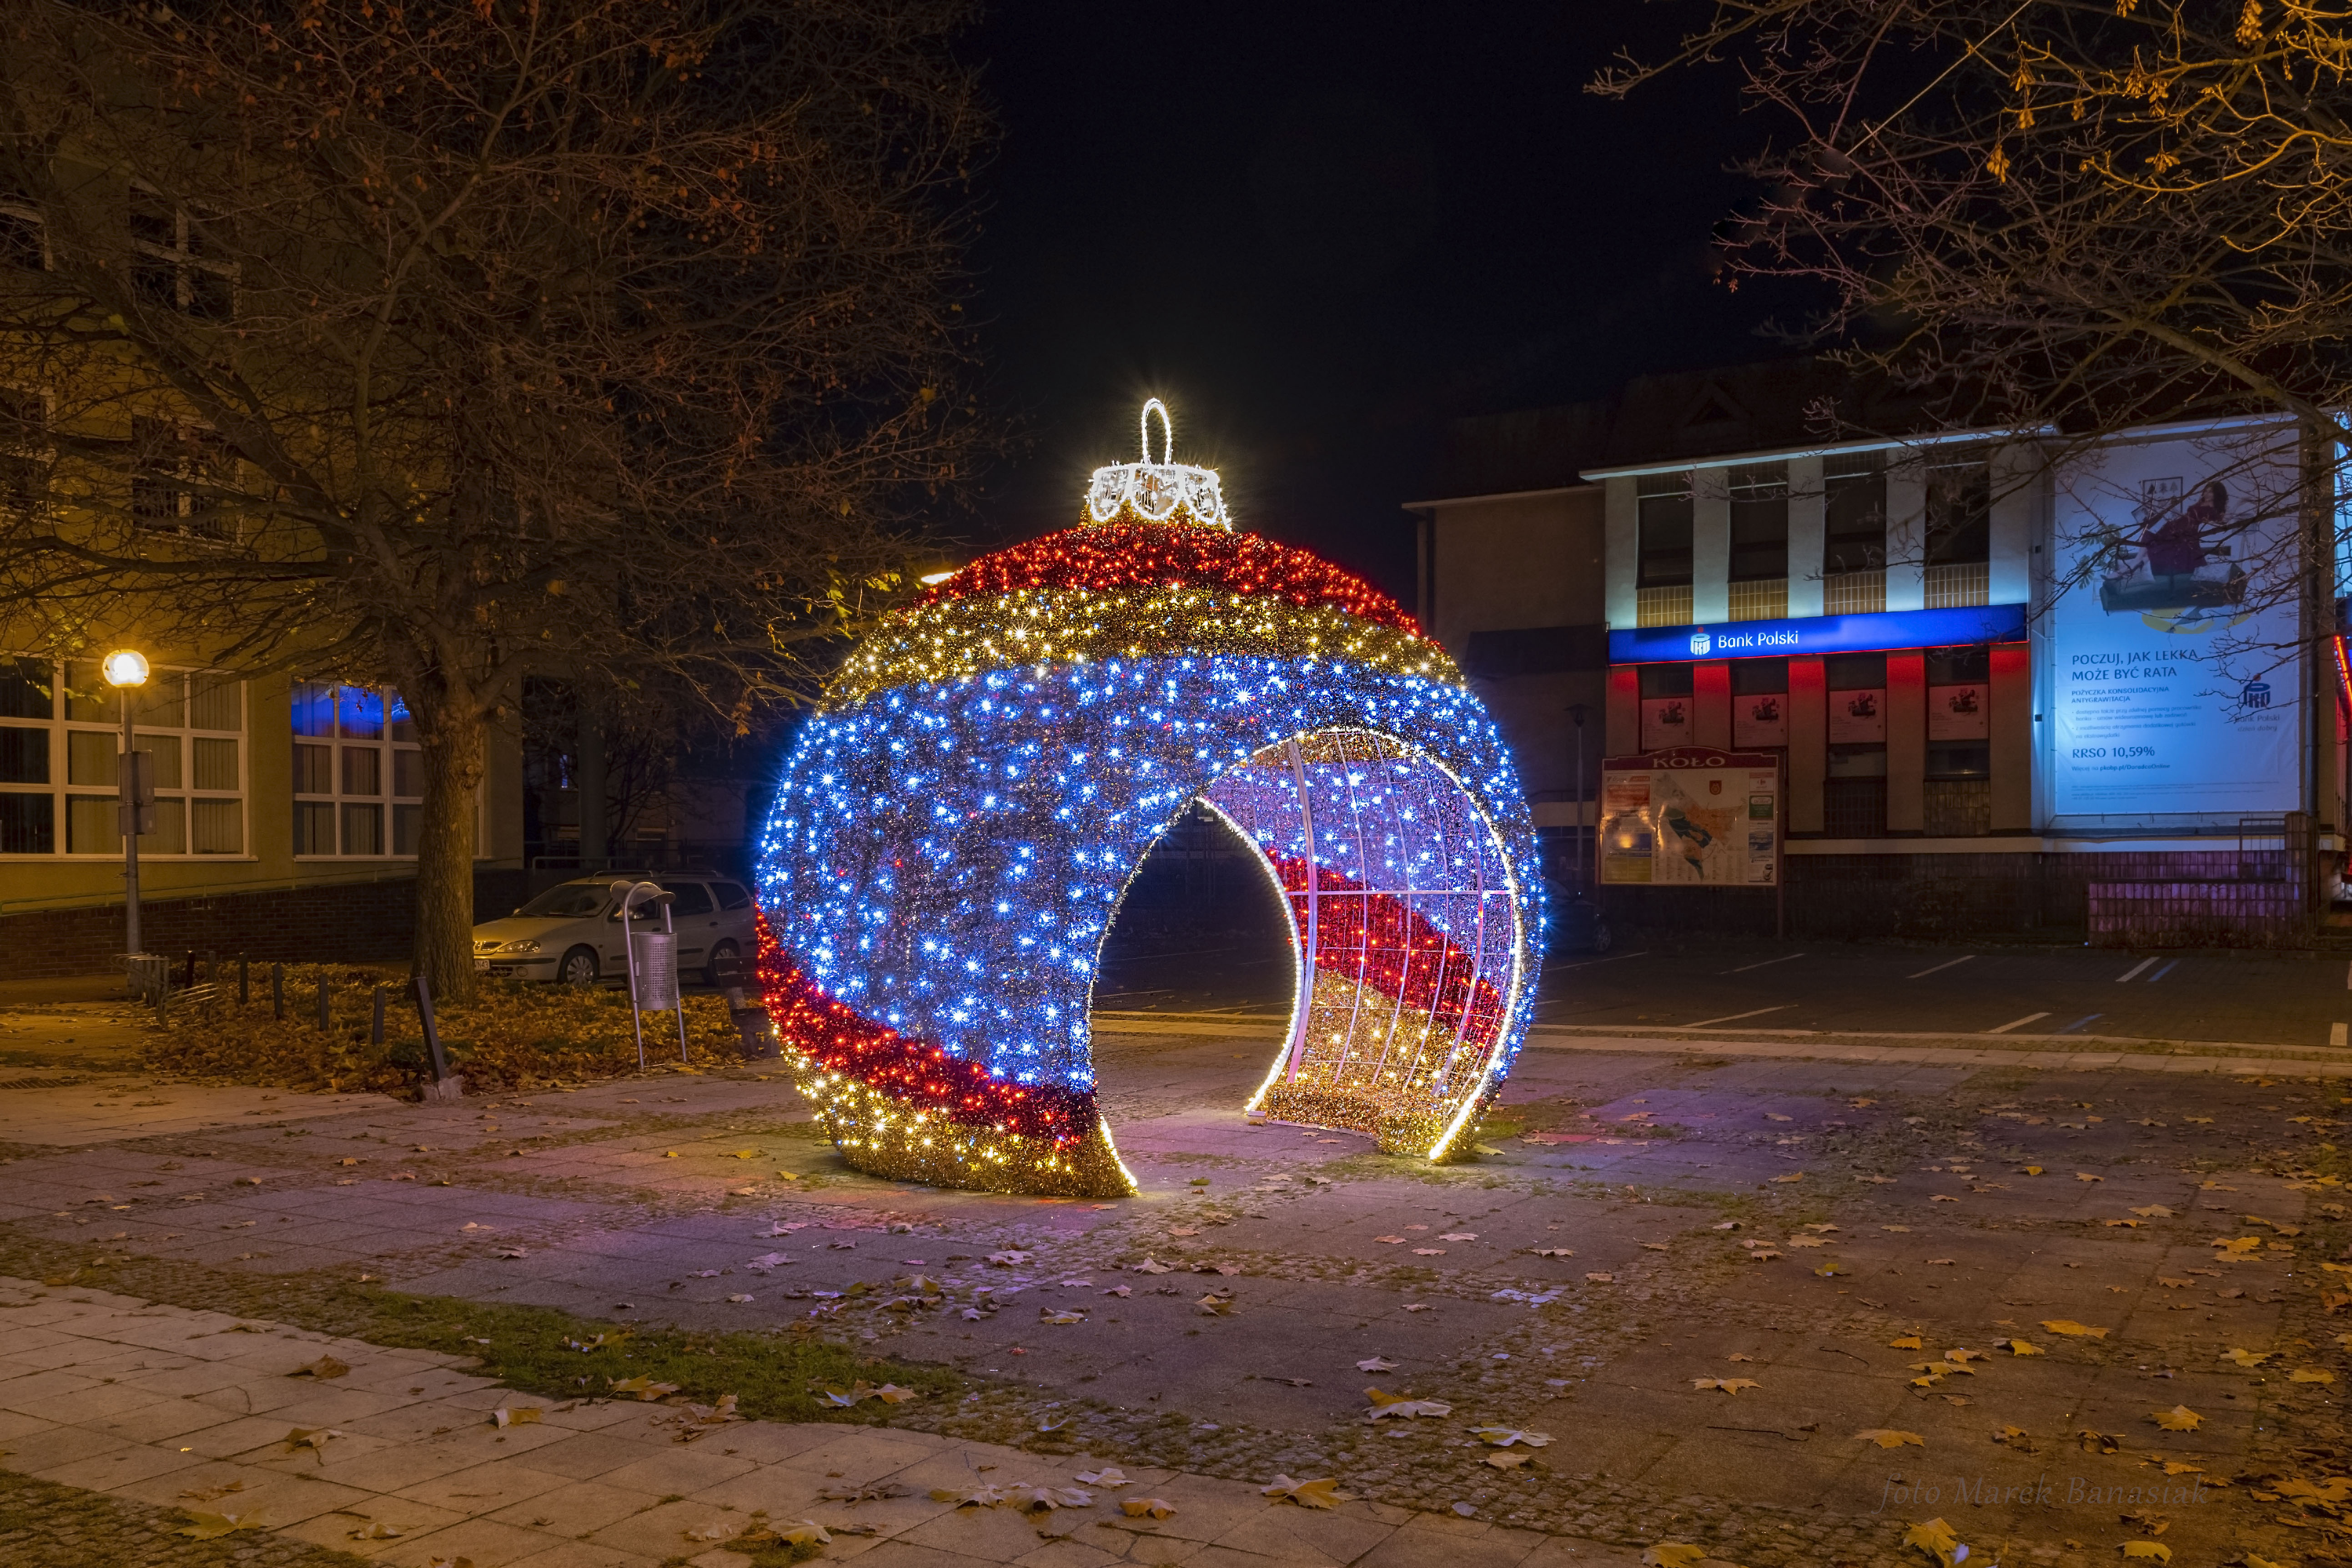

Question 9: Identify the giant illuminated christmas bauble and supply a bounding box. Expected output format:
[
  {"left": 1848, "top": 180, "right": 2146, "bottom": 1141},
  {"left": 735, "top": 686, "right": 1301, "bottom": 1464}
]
[{"left": 754, "top": 402, "right": 1543, "bottom": 1196}]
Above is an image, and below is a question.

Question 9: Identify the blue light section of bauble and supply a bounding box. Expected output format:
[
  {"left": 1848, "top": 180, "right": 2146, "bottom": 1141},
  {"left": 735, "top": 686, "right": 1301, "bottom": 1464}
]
[{"left": 754, "top": 654, "right": 1545, "bottom": 1095}]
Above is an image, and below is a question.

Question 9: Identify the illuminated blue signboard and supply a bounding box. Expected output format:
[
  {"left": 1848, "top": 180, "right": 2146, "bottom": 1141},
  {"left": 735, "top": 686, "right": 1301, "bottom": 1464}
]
[{"left": 1608, "top": 603, "right": 2028, "bottom": 664}]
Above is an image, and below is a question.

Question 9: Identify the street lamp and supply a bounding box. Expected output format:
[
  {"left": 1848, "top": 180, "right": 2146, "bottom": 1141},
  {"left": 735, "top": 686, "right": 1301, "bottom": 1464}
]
[{"left": 103, "top": 649, "right": 152, "bottom": 963}]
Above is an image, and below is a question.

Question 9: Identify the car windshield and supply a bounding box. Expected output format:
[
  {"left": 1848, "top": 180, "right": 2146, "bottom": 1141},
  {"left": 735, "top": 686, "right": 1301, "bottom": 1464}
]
[{"left": 514, "top": 883, "right": 608, "bottom": 920}]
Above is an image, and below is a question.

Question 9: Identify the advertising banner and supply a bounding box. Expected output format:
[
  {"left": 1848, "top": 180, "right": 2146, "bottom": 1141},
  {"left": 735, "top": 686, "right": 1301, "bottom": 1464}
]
[
  {"left": 1599, "top": 748, "right": 1780, "bottom": 886},
  {"left": 2049, "top": 429, "right": 2304, "bottom": 819},
  {"left": 1928, "top": 683, "right": 1990, "bottom": 741},
  {"left": 1733, "top": 692, "right": 1788, "bottom": 748},
  {"left": 1640, "top": 695, "right": 1692, "bottom": 751},
  {"left": 1827, "top": 687, "right": 1887, "bottom": 744}
]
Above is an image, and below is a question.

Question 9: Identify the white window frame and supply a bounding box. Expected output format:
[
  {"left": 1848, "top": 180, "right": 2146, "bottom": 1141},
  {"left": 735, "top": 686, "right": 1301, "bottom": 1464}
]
[{"left": 0, "top": 655, "right": 251, "bottom": 860}]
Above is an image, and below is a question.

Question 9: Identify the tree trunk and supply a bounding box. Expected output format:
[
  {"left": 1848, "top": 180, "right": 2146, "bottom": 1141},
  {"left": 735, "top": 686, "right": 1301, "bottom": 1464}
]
[{"left": 411, "top": 689, "right": 487, "bottom": 1006}]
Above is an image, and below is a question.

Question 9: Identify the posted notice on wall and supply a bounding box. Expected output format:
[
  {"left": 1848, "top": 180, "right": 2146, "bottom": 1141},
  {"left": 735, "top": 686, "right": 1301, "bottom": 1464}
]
[
  {"left": 2049, "top": 429, "right": 2303, "bottom": 819},
  {"left": 1599, "top": 749, "right": 1779, "bottom": 886}
]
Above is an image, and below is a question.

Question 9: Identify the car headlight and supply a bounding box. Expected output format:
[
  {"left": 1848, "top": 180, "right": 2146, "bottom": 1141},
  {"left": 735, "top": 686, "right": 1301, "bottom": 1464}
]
[{"left": 496, "top": 939, "right": 542, "bottom": 955}]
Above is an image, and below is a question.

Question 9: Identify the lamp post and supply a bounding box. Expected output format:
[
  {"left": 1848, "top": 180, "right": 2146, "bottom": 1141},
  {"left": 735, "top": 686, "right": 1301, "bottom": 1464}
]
[
  {"left": 1566, "top": 703, "right": 1591, "bottom": 890},
  {"left": 102, "top": 648, "right": 151, "bottom": 962}
]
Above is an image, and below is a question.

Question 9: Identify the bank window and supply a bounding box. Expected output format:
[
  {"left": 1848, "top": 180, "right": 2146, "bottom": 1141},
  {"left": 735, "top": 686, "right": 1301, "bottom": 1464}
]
[
  {"left": 1636, "top": 473, "right": 1694, "bottom": 587},
  {"left": 1925, "top": 451, "right": 1991, "bottom": 608},
  {"left": 1823, "top": 451, "right": 1887, "bottom": 573},
  {"left": 1727, "top": 464, "right": 1788, "bottom": 580},
  {"left": 292, "top": 683, "right": 423, "bottom": 858},
  {"left": 1635, "top": 472, "right": 1696, "bottom": 628},
  {"left": 0, "top": 655, "right": 245, "bottom": 857},
  {"left": 1638, "top": 663, "right": 1694, "bottom": 699},
  {"left": 1925, "top": 452, "right": 1991, "bottom": 564},
  {"left": 1926, "top": 645, "right": 1990, "bottom": 685}
]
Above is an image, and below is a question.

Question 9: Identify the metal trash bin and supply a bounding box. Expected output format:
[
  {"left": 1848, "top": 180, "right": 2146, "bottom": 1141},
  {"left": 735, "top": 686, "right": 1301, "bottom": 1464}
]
[{"left": 630, "top": 931, "right": 679, "bottom": 1011}]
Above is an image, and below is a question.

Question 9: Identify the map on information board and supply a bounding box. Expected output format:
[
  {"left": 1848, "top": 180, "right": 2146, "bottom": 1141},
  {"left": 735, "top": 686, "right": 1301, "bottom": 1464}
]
[{"left": 1599, "top": 749, "right": 1780, "bottom": 886}]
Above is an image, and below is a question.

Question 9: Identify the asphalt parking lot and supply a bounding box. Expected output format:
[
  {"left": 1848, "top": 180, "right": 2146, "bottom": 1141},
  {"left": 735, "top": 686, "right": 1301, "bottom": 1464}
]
[
  {"left": 1093, "top": 921, "right": 2352, "bottom": 1050},
  {"left": 1534, "top": 937, "right": 2352, "bottom": 1046}
]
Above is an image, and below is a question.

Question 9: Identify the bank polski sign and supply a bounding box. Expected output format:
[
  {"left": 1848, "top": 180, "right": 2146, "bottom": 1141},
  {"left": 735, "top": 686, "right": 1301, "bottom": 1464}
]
[
  {"left": 2048, "top": 430, "right": 2302, "bottom": 821},
  {"left": 1608, "top": 604, "right": 2025, "bottom": 664}
]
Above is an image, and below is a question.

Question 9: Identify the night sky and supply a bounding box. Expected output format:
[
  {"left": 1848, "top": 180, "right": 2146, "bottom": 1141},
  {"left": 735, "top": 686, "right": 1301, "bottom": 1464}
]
[{"left": 964, "top": 1, "right": 1784, "bottom": 600}]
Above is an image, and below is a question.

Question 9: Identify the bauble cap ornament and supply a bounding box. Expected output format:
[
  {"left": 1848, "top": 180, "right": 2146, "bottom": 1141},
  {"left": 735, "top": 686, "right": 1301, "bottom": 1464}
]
[{"left": 1083, "top": 397, "right": 1231, "bottom": 528}]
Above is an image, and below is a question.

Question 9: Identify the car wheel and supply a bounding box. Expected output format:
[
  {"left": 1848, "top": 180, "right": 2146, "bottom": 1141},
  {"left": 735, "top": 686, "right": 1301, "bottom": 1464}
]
[
  {"left": 558, "top": 946, "right": 600, "bottom": 986},
  {"left": 1589, "top": 919, "right": 1614, "bottom": 955},
  {"left": 704, "top": 940, "right": 741, "bottom": 989}
]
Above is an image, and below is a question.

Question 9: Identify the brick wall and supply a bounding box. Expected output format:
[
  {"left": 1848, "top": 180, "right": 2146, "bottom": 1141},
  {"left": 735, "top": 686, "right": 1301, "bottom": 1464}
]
[{"left": 0, "top": 869, "right": 530, "bottom": 979}]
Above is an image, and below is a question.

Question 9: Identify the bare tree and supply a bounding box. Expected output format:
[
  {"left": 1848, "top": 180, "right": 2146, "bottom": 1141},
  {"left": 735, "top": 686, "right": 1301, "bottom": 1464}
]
[
  {"left": 0, "top": 0, "right": 989, "bottom": 999},
  {"left": 1594, "top": 1, "right": 2352, "bottom": 670}
]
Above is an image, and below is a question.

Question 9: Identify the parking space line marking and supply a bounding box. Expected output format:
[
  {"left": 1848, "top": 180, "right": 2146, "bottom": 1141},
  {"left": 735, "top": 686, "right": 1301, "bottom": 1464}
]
[
  {"left": 2116, "top": 957, "right": 2159, "bottom": 983},
  {"left": 1553, "top": 950, "right": 1650, "bottom": 971},
  {"left": 2333, "top": 1023, "right": 2348, "bottom": 1050},
  {"left": 2148, "top": 960, "right": 2179, "bottom": 981},
  {"left": 1722, "top": 954, "right": 1808, "bottom": 975},
  {"left": 2344, "top": 960, "right": 2351, "bottom": 990},
  {"left": 1984, "top": 1012, "right": 2051, "bottom": 1034},
  {"left": 2057, "top": 1013, "right": 2103, "bottom": 1034},
  {"left": 1906, "top": 956, "right": 1976, "bottom": 980},
  {"left": 1685, "top": 1005, "right": 1794, "bottom": 1029}
]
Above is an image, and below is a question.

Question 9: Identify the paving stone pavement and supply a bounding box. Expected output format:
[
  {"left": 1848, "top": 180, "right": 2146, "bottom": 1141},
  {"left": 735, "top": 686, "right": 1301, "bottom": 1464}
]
[
  {"left": 8, "top": 1021, "right": 2352, "bottom": 1566},
  {"left": 0, "top": 1277, "right": 1647, "bottom": 1568}
]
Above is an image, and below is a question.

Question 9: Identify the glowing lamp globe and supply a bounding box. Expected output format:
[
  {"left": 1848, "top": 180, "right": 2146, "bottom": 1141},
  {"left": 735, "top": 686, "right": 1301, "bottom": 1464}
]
[
  {"left": 102, "top": 649, "right": 150, "bottom": 688},
  {"left": 754, "top": 401, "right": 1544, "bottom": 1196}
]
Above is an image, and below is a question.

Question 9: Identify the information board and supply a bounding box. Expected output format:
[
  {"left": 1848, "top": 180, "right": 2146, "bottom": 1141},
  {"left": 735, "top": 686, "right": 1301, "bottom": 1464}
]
[{"left": 1599, "top": 748, "right": 1780, "bottom": 886}]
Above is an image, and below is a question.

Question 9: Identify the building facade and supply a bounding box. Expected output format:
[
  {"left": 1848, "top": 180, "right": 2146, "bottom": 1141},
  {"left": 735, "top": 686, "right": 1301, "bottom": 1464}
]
[
  {"left": 1415, "top": 362, "right": 2339, "bottom": 942},
  {"left": 0, "top": 657, "right": 525, "bottom": 977}
]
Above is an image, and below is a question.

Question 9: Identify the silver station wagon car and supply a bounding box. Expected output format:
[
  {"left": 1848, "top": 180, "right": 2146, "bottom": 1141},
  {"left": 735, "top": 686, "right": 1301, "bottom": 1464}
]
[{"left": 472, "top": 874, "right": 758, "bottom": 987}]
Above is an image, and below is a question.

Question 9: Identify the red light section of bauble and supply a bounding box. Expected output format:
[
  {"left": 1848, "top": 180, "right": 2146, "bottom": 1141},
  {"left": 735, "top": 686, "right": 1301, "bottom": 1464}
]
[
  {"left": 921, "top": 522, "right": 1422, "bottom": 637},
  {"left": 1266, "top": 853, "right": 1505, "bottom": 1047},
  {"left": 752, "top": 913, "right": 1095, "bottom": 1146}
]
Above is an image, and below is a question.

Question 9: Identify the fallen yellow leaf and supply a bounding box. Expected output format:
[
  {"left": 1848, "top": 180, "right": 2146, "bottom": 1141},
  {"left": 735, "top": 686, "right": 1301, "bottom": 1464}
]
[
  {"left": 2220, "top": 1347, "right": 2269, "bottom": 1367},
  {"left": 2005, "top": 1339, "right": 2043, "bottom": 1357},
  {"left": 2040, "top": 1319, "right": 2108, "bottom": 1339},
  {"left": 1887, "top": 1335, "right": 1924, "bottom": 1350},
  {"left": 1261, "top": 1475, "right": 1348, "bottom": 1509},
  {"left": 2020, "top": 1165, "right": 2043, "bottom": 1175},
  {"left": 1689, "top": 1377, "right": 1760, "bottom": 1394},
  {"left": 1642, "top": 1547, "right": 1710, "bottom": 1568},
  {"left": 1123, "top": 1497, "right": 1176, "bottom": 1519},
  {"left": 2148, "top": 1405, "right": 2200, "bottom": 1431},
  {"left": 1856, "top": 1429, "right": 1925, "bottom": 1449},
  {"left": 2119, "top": 1544, "right": 2171, "bottom": 1563},
  {"left": 177, "top": 1511, "right": 264, "bottom": 1541},
  {"left": 1903, "top": 1517, "right": 1962, "bottom": 1568},
  {"left": 2291, "top": 1367, "right": 2337, "bottom": 1385}
]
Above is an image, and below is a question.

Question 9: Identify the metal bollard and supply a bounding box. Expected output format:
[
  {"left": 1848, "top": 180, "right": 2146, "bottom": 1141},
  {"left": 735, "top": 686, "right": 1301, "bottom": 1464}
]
[
  {"left": 238, "top": 954, "right": 249, "bottom": 1008},
  {"left": 370, "top": 985, "right": 386, "bottom": 1047}
]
